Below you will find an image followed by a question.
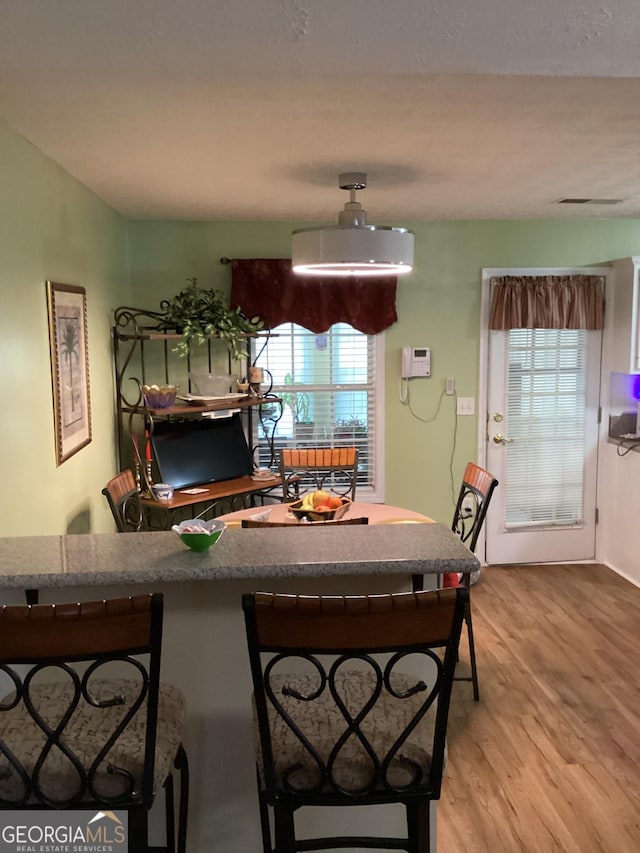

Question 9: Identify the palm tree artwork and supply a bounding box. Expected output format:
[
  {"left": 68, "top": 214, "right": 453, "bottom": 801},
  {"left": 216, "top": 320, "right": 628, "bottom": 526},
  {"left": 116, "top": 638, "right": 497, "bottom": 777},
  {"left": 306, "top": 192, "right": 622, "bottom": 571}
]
[
  {"left": 58, "top": 316, "right": 83, "bottom": 424},
  {"left": 47, "top": 282, "right": 91, "bottom": 465}
]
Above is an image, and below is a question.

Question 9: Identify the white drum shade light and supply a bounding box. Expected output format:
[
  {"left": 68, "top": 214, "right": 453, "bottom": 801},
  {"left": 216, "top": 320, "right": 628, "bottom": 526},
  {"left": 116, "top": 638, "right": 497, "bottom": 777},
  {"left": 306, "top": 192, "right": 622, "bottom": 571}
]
[{"left": 292, "top": 173, "right": 414, "bottom": 277}]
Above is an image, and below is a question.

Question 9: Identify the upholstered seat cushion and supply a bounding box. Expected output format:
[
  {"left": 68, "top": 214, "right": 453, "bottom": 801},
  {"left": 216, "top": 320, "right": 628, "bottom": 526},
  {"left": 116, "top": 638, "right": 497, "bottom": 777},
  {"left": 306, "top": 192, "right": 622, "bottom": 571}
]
[
  {"left": 0, "top": 678, "right": 185, "bottom": 804},
  {"left": 258, "top": 669, "right": 443, "bottom": 795}
]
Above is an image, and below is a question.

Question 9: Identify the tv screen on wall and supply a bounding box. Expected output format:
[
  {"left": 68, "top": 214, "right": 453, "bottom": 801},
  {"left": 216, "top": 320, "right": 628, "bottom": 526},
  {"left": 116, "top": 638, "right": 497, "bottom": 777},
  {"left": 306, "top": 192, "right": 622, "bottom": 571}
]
[{"left": 150, "top": 414, "right": 254, "bottom": 489}]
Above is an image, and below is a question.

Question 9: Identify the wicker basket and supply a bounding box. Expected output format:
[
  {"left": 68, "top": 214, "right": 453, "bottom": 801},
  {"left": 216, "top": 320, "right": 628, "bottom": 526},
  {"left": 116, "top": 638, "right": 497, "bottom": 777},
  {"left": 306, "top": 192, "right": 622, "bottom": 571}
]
[{"left": 288, "top": 497, "right": 351, "bottom": 522}]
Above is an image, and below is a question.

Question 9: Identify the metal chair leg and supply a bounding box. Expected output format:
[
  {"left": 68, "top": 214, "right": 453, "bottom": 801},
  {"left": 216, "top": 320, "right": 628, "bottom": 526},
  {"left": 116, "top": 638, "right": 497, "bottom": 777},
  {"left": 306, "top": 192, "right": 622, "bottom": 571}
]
[
  {"left": 128, "top": 808, "right": 148, "bottom": 853},
  {"left": 273, "top": 804, "right": 296, "bottom": 853},
  {"left": 406, "top": 800, "right": 431, "bottom": 853},
  {"left": 172, "top": 744, "right": 189, "bottom": 853},
  {"left": 164, "top": 772, "right": 176, "bottom": 853},
  {"left": 465, "top": 601, "right": 480, "bottom": 701},
  {"left": 256, "top": 768, "right": 273, "bottom": 853},
  {"left": 451, "top": 576, "right": 480, "bottom": 699}
]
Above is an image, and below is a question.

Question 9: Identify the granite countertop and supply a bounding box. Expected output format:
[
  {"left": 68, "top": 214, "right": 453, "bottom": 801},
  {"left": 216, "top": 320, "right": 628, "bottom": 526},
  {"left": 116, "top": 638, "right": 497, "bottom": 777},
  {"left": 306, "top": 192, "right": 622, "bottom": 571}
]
[{"left": 0, "top": 524, "right": 479, "bottom": 590}]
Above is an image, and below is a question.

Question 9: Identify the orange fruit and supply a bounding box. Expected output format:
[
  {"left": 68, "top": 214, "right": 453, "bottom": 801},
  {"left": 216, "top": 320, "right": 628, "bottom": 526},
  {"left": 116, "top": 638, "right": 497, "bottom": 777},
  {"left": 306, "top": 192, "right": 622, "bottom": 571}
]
[
  {"left": 328, "top": 496, "right": 342, "bottom": 509},
  {"left": 315, "top": 504, "right": 331, "bottom": 512}
]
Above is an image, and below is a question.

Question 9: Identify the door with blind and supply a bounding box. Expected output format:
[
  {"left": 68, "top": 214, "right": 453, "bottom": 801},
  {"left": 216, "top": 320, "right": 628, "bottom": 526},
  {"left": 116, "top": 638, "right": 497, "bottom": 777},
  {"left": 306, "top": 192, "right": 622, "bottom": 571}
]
[{"left": 485, "top": 327, "right": 602, "bottom": 564}]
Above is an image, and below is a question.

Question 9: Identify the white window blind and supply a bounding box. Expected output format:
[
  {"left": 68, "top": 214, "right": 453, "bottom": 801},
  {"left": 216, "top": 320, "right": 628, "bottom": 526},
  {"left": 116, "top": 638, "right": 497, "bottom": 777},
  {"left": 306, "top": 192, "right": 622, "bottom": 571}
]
[
  {"left": 252, "top": 323, "right": 378, "bottom": 493},
  {"left": 505, "top": 329, "right": 588, "bottom": 529}
]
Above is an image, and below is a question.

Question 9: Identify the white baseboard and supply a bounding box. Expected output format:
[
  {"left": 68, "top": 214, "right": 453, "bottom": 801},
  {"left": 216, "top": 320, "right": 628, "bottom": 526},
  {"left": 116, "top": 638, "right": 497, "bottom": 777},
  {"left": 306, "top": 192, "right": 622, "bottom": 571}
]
[{"left": 602, "top": 560, "right": 640, "bottom": 589}]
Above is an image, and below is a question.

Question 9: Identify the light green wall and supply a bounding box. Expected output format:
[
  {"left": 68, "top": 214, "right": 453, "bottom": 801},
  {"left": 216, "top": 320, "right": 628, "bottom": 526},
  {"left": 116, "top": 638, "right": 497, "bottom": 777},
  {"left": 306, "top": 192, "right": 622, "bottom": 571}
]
[
  {"left": 387, "top": 218, "right": 640, "bottom": 522},
  {"left": 3, "top": 114, "right": 640, "bottom": 535},
  {"left": 127, "top": 218, "right": 640, "bottom": 524},
  {"left": 0, "top": 120, "right": 129, "bottom": 536}
]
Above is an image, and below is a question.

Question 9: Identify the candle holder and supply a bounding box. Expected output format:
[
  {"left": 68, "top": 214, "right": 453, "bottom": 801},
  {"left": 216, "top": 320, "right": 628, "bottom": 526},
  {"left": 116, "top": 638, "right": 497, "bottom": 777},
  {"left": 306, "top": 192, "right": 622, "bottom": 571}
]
[
  {"left": 249, "top": 366, "right": 264, "bottom": 397},
  {"left": 144, "top": 461, "right": 154, "bottom": 496}
]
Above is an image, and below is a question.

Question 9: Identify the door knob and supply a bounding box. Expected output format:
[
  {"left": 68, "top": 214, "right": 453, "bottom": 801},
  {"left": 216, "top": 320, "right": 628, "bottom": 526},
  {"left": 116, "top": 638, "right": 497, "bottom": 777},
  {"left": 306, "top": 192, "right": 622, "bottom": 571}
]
[{"left": 493, "top": 433, "right": 514, "bottom": 445}]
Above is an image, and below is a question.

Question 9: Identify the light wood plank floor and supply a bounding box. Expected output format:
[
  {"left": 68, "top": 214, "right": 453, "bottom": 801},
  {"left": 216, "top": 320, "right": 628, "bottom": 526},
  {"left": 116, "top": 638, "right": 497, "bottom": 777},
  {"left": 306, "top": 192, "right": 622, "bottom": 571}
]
[{"left": 439, "top": 563, "right": 640, "bottom": 853}]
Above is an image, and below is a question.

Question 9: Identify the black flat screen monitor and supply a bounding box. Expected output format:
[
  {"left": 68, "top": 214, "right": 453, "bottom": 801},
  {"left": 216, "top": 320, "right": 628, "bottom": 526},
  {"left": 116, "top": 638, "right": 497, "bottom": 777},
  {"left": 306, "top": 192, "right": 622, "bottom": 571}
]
[{"left": 151, "top": 415, "right": 254, "bottom": 489}]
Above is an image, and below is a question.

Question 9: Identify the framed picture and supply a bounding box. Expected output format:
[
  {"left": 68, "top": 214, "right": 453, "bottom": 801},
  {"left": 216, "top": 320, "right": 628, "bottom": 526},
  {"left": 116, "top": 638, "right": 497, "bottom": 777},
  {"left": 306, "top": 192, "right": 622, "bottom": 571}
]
[{"left": 46, "top": 281, "right": 92, "bottom": 465}]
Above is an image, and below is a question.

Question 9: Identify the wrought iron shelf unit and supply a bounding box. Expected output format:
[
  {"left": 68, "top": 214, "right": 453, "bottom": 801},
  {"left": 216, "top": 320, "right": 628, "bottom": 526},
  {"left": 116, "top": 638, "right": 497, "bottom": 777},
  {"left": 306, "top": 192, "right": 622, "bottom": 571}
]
[{"left": 112, "top": 305, "right": 282, "bottom": 478}]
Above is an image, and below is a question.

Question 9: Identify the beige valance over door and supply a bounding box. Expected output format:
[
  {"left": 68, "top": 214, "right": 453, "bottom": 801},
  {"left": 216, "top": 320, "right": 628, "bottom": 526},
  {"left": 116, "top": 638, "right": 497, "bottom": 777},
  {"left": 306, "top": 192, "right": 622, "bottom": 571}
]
[{"left": 489, "top": 274, "right": 604, "bottom": 331}]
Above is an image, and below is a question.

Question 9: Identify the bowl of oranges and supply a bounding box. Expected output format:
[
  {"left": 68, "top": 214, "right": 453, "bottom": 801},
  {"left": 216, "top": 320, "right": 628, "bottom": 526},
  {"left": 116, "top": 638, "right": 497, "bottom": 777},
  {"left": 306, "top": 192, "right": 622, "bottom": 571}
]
[{"left": 288, "top": 490, "right": 351, "bottom": 522}]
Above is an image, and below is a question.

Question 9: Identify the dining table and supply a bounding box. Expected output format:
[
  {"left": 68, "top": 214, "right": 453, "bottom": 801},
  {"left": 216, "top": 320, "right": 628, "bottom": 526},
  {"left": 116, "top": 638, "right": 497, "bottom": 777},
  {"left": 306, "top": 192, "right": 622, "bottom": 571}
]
[
  {"left": 217, "top": 499, "right": 434, "bottom": 526},
  {"left": 216, "top": 501, "right": 441, "bottom": 591}
]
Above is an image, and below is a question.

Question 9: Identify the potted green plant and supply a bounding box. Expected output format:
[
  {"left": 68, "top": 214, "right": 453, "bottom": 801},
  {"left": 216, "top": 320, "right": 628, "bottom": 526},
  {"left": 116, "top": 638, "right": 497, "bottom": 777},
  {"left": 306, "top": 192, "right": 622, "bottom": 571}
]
[
  {"left": 157, "top": 277, "right": 264, "bottom": 359},
  {"left": 334, "top": 415, "right": 368, "bottom": 441},
  {"left": 281, "top": 372, "right": 311, "bottom": 424}
]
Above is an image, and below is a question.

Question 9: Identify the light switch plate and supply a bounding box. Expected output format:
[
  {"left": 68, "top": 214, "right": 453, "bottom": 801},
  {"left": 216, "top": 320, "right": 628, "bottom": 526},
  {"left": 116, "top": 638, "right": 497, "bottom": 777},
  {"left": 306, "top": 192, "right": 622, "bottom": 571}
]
[{"left": 456, "top": 397, "right": 475, "bottom": 415}]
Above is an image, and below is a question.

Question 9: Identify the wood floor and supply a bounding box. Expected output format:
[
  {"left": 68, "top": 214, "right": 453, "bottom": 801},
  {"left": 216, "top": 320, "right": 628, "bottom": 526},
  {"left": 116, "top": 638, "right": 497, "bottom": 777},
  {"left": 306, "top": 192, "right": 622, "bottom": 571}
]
[{"left": 439, "top": 563, "right": 640, "bottom": 853}]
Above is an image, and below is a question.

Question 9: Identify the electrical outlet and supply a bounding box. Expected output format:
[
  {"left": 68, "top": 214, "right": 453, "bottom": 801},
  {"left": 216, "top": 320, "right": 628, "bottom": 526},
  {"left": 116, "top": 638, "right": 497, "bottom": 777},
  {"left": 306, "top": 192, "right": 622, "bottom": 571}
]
[
  {"left": 456, "top": 397, "right": 475, "bottom": 415},
  {"left": 445, "top": 377, "right": 455, "bottom": 395}
]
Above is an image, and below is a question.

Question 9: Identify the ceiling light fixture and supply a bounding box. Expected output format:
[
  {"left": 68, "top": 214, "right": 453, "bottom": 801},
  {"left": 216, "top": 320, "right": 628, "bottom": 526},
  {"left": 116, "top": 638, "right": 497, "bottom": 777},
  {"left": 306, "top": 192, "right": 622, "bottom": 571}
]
[{"left": 291, "top": 172, "right": 414, "bottom": 277}]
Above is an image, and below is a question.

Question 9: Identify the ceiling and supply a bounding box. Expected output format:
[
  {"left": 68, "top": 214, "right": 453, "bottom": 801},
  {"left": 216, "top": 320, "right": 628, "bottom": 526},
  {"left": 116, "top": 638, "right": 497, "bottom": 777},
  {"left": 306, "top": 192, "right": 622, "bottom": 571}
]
[{"left": 1, "top": 0, "right": 640, "bottom": 222}]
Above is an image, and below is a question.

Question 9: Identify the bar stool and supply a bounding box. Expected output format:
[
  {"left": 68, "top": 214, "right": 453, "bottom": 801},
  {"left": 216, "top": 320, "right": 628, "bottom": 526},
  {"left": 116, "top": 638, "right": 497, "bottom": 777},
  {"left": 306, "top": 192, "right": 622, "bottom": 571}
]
[
  {"left": 444, "top": 461, "right": 499, "bottom": 701},
  {"left": 0, "top": 594, "right": 188, "bottom": 853},
  {"left": 243, "top": 587, "right": 467, "bottom": 853}
]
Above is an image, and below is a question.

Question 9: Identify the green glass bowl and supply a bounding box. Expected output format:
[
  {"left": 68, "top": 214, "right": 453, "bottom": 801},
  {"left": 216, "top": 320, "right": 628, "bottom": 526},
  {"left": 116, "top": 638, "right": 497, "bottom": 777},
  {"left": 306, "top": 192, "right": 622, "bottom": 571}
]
[{"left": 172, "top": 519, "right": 226, "bottom": 552}]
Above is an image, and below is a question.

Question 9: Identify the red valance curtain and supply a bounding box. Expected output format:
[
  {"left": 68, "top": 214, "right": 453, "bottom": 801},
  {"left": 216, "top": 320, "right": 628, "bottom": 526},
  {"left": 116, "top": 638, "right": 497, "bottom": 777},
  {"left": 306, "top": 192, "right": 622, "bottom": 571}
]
[
  {"left": 489, "top": 275, "right": 604, "bottom": 330},
  {"left": 230, "top": 258, "right": 397, "bottom": 334}
]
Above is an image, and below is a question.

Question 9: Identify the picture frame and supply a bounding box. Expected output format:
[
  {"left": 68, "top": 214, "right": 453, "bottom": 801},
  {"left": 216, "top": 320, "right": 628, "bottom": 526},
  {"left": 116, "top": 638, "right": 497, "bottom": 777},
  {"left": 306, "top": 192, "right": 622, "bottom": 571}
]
[{"left": 46, "top": 281, "right": 92, "bottom": 465}]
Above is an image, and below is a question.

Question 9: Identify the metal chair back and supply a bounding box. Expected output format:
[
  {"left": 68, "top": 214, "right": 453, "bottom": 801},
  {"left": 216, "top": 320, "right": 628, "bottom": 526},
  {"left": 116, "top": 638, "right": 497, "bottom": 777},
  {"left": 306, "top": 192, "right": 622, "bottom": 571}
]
[
  {"left": 0, "top": 594, "right": 188, "bottom": 851},
  {"left": 102, "top": 469, "right": 147, "bottom": 532},
  {"left": 451, "top": 461, "right": 499, "bottom": 554},
  {"left": 278, "top": 447, "right": 359, "bottom": 501},
  {"left": 243, "top": 587, "right": 467, "bottom": 853}
]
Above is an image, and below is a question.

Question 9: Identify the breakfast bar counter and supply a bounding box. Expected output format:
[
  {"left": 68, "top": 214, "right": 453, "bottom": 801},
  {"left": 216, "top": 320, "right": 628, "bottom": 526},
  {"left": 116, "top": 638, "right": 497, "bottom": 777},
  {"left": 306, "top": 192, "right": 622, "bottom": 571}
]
[
  {"left": 0, "top": 526, "right": 478, "bottom": 853},
  {"left": 0, "top": 523, "right": 479, "bottom": 589}
]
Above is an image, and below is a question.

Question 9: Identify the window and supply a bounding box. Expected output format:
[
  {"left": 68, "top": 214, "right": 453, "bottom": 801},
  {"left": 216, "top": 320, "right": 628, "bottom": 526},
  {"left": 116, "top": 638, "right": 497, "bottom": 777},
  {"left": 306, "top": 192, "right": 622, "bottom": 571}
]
[
  {"left": 505, "top": 328, "right": 588, "bottom": 528},
  {"left": 252, "top": 323, "right": 384, "bottom": 501}
]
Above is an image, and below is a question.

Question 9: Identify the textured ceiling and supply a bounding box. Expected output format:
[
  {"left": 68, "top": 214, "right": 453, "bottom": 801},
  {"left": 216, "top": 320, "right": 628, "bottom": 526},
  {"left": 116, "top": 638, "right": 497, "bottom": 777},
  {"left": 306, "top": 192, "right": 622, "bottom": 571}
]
[{"left": 1, "top": 0, "right": 639, "bottom": 221}]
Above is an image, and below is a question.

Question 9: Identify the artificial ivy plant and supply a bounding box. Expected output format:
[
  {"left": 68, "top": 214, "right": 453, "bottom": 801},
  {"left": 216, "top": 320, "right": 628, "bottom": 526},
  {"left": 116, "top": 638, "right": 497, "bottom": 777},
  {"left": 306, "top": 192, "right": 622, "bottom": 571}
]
[{"left": 157, "top": 277, "right": 264, "bottom": 360}]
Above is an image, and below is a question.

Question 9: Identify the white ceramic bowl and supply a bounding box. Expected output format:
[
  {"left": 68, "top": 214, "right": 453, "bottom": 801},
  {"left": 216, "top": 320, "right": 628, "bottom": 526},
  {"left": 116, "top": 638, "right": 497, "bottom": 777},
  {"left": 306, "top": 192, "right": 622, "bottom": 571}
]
[
  {"left": 188, "top": 373, "right": 234, "bottom": 396},
  {"left": 152, "top": 483, "right": 174, "bottom": 501}
]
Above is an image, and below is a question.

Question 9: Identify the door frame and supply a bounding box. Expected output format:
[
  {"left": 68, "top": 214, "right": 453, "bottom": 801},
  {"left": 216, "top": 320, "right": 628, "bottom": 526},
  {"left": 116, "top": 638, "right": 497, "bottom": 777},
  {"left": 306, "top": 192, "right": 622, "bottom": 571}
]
[{"left": 476, "top": 265, "right": 611, "bottom": 564}]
